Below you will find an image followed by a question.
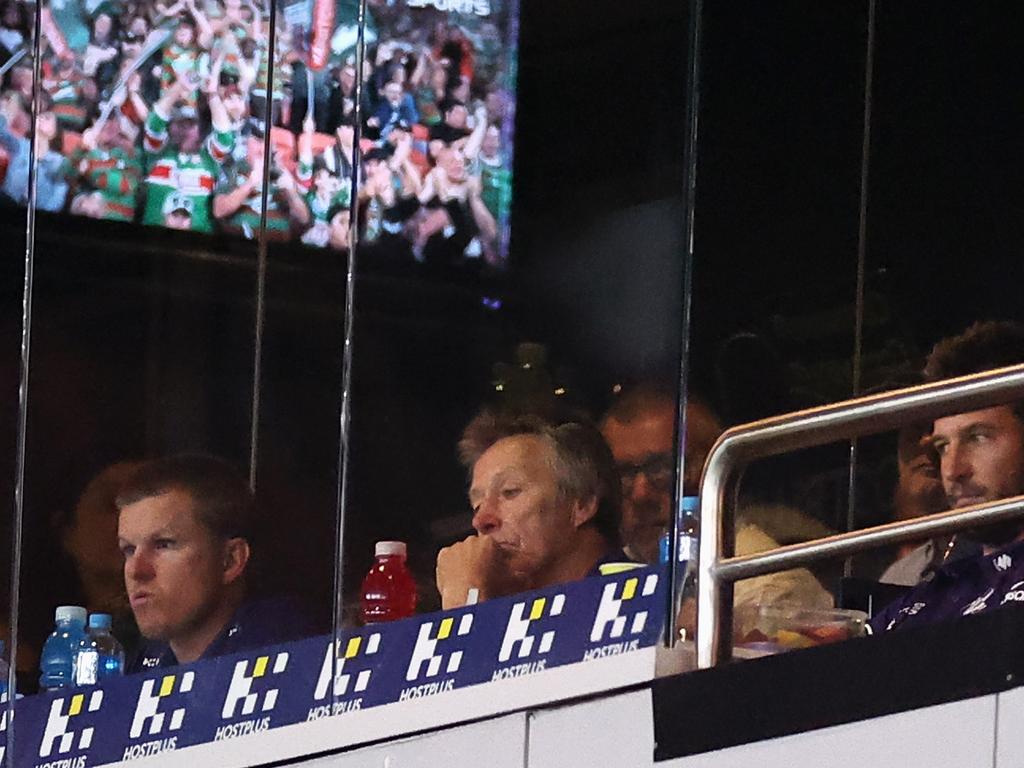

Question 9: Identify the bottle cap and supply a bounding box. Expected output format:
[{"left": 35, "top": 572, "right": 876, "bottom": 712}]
[
  {"left": 681, "top": 496, "right": 700, "bottom": 514},
  {"left": 659, "top": 531, "right": 670, "bottom": 565},
  {"left": 88, "top": 613, "right": 112, "bottom": 630},
  {"left": 375, "top": 541, "right": 407, "bottom": 557},
  {"left": 55, "top": 606, "right": 87, "bottom": 625}
]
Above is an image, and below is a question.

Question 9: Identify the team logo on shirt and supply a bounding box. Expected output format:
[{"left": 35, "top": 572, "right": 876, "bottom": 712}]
[
  {"left": 130, "top": 671, "right": 195, "bottom": 738},
  {"left": 38, "top": 690, "right": 104, "bottom": 758},
  {"left": 1002, "top": 580, "right": 1024, "bottom": 605},
  {"left": 589, "top": 573, "right": 659, "bottom": 644},
  {"left": 962, "top": 588, "right": 995, "bottom": 616},
  {"left": 995, "top": 554, "right": 1013, "bottom": 572},
  {"left": 402, "top": 613, "right": 474, "bottom": 695},
  {"left": 221, "top": 653, "right": 290, "bottom": 719},
  {"left": 313, "top": 633, "right": 382, "bottom": 701},
  {"left": 494, "top": 594, "right": 565, "bottom": 672}
]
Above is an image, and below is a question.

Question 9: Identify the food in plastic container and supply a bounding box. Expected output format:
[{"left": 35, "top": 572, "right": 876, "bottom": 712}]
[{"left": 734, "top": 604, "right": 867, "bottom": 654}]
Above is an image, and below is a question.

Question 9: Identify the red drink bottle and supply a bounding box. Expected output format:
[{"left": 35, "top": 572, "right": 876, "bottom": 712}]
[{"left": 360, "top": 541, "right": 418, "bottom": 624}]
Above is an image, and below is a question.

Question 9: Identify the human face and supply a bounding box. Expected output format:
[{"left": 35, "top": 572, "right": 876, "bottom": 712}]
[
  {"left": 37, "top": 111, "right": 57, "bottom": 141},
  {"left": 469, "top": 435, "right": 583, "bottom": 586},
  {"left": 93, "top": 13, "right": 112, "bottom": 40},
  {"left": 602, "top": 400, "right": 718, "bottom": 564},
  {"left": 174, "top": 23, "right": 195, "bottom": 47},
  {"left": 339, "top": 65, "right": 355, "bottom": 91},
  {"left": 98, "top": 118, "right": 121, "bottom": 148},
  {"left": 119, "top": 489, "right": 230, "bottom": 643},
  {"left": 481, "top": 125, "right": 500, "bottom": 158},
  {"left": 222, "top": 89, "right": 247, "bottom": 121},
  {"left": 169, "top": 118, "right": 200, "bottom": 152},
  {"left": 932, "top": 405, "right": 1024, "bottom": 548},
  {"left": 383, "top": 82, "right": 403, "bottom": 107},
  {"left": 894, "top": 422, "right": 946, "bottom": 521},
  {"left": 446, "top": 104, "right": 467, "bottom": 130},
  {"left": 313, "top": 168, "right": 339, "bottom": 196},
  {"left": 440, "top": 148, "right": 466, "bottom": 182},
  {"left": 64, "top": 463, "right": 138, "bottom": 583}
]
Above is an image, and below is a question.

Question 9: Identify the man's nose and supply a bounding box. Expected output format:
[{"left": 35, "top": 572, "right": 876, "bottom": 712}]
[
  {"left": 629, "top": 471, "right": 657, "bottom": 500},
  {"left": 942, "top": 443, "right": 971, "bottom": 485},
  {"left": 125, "top": 550, "right": 154, "bottom": 582},
  {"left": 472, "top": 498, "right": 501, "bottom": 536}
]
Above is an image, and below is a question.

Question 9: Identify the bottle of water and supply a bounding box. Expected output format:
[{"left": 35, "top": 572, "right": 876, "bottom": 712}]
[
  {"left": 660, "top": 496, "right": 701, "bottom": 596},
  {"left": 679, "top": 496, "right": 700, "bottom": 596},
  {"left": 360, "top": 541, "right": 417, "bottom": 624},
  {"left": 39, "top": 606, "right": 87, "bottom": 691},
  {"left": 75, "top": 614, "right": 124, "bottom": 686}
]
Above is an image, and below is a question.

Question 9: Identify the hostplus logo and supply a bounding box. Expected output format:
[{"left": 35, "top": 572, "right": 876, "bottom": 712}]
[
  {"left": 122, "top": 671, "right": 195, "bottom": 761},
  {"left": 0, "top": 699, "right": 10, "bottom": 764},
  {"left": 215, "top": 653, "right": 289, "bottom": 742},
  {"left": 492, "top": 594, "right": 566, "bottom": 680},
  {"left": 36, "top": 690, "right": 103, "bottom": 767},
  {"left": 584, "top": 573, "right": 659, "bottom": 660},
  {"left": 307, "top": 633, "right": 382, "bottom": 719},
  {"left": 400, "top": 614, "right": 474, "bottom": 700}
]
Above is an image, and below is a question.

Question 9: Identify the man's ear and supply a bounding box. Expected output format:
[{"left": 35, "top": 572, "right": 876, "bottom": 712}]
[
  {"left": 222, "top": 538, "right": 250, "bottom": 585},
  {"left": 571, "top": 496, "right": 599, "bottom": 529}
]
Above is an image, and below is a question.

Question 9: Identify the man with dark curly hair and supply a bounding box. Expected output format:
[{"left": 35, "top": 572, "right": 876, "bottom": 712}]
[{"left": 872, "top": 321, "right": 1024, "bottom": 633}]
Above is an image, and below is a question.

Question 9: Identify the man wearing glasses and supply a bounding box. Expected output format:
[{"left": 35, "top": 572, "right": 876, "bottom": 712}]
[
  {"left": 600, "top": 387, "right": 720, "bottom": 564},
  {"left": 601, "top": 386, "right": 831, "bottom": 610}
]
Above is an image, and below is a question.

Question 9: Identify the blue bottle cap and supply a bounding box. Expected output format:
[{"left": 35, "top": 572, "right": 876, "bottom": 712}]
[
  {"left": 681, "top": 496, "right": 700, "bottom": 514},
  {"left": 88, "top": 613, "right": 112, "bottom": 630},
  {"left": 55, "top": 606, "right": 87, "bottom": 625}
]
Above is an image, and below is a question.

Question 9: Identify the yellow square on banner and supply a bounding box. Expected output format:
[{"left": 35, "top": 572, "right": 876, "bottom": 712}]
[
  {"left": 345, "top": 637, "right": 362, "bottom": 659},
  {"left": 530, "top": 598, "right": 546, "bottom": 620},
  {"left": 622, "top": 578, "right": 638, "bottom": 601},
  {"left": 160, "top": 675, "right": 175, "bottom": 697},
  {"left": 253, "top": 657, "right": 269, "bottom": 678},
  {"left": 438, "top": 617, "right": 454, "bottom": 640},
  {"left": 69, "top": 694, "right": 84, "bottom": 716}
]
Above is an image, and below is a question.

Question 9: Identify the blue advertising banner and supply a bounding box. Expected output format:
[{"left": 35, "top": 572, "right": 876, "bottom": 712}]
[{"left": 5, "top": 567, "right": 664, "bottom": 767}]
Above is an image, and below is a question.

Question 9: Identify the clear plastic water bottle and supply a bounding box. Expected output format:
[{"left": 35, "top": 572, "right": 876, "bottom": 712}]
[
  {"left": 660, "top": 496, "right": 701, "bottom": 596},
  {"left": 39, "top": 606, "right": 87, "bottom": 691},
  {"left": 360, "top": 541, "right": 417, "bottom": 624},
  {"left": 75, "top": 614, "right": 124, "bottom": 685}
]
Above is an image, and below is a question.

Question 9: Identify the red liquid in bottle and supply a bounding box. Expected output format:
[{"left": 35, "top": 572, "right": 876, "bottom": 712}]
[{"left": 360, "top": 541, "right": 417, "bottom": 624}]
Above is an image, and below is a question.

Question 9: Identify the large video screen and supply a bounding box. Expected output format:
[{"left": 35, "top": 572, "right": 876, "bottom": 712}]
[{"left": 0, "top": 0, "right": 517, "bottom": 267}]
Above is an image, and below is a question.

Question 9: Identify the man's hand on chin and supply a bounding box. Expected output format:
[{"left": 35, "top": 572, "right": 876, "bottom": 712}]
[{"left": 436, "top": 534, "right": 518, "bottom": 609}]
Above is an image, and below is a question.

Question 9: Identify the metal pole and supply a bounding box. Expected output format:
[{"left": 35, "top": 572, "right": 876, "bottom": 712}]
[
  {"left": 667, "top": 0, "right": 704, "bottom": 647},
  {"left": 697, "top": 364, "right": 1024, "bottom": 668}
]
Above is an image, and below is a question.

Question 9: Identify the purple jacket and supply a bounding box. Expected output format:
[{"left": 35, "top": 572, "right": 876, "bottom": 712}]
[
  {"left": 129, "top": 596, "right": 316, "bottom": 672},
  {"left": 870, "top": 537, "right": 1024, "bottom": 634}
]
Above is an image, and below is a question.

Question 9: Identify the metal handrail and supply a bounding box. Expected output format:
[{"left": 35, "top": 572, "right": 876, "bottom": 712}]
[{"left": 695, "top": 363, "right": 1024, "bottom": 668}]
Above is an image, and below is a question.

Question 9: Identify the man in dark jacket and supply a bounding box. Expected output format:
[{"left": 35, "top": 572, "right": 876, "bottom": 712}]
[{"left": 118, "top": 454, "right": 310, "bottom": 671}]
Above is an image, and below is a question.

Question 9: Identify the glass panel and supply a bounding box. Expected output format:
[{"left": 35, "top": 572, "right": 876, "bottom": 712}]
[
  {"left": 8, "top": 0, "right": 330, "bottom": 708},
  {"left": 854, "top": 2, "right": 1024, "bottom": 588},
  {"left": 693, "top": 0, "right": 870, "bottom": 609},
  {"left": 331, "top": 0, "right": 690, "bottom": 626}
]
